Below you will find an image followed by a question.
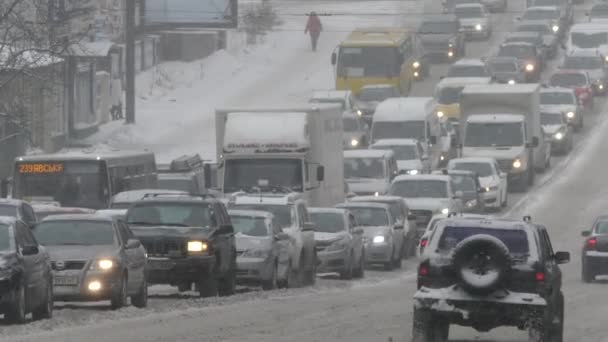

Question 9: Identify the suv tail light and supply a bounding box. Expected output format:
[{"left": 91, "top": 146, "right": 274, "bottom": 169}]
[
  {"left": 419, "top": 264, "right": 429, "bottom": 276},
  {"left": 420, "top": 238, "right": 428, "bottom": 247},
  {"left": 535, "top": 272, "right": 545, "bottom": 282},
  {"left": 587, "top": 237, "right": 597, "bottom": 250},
  {"left": 417, "top": 261, "right": 430, "bottom": 289}
]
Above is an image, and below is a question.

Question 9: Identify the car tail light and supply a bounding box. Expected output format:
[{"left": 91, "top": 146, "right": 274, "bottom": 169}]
[
  {"left": 419, "top": 264, "right": 429, "bottom": 276},
  {"left": 575, "top": 87, "right": 591, "bottom": 98},
  {"left": 587, "top": 237, "right": 597, "bottom": 250},
  {"left": 535, "top": 272, "right": 545, "bottom": 282},
  {"left": 420, "top": 238, "right": 428, "bottom": 248}
]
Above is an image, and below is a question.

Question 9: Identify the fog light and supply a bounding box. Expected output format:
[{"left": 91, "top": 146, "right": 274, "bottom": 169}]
[
  {"left": 414, "top": 71, "right": 419, "bottom": 77},
  {"left": 88, "top": 281, "right": 102, "bottom": 292},
  {"left": 552, "top": 25, "right": 559, "bottom": 32},
  {"left": 413, "top": 61, "right": 420, "bottom": 68},
  {"left": 599, "top": 84, "right": 604, "bottom": 90}
]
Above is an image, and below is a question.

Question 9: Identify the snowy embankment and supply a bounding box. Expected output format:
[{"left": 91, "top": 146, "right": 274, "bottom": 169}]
[{"left": 83, "top": 0, "right": 420, "bottom": 163}]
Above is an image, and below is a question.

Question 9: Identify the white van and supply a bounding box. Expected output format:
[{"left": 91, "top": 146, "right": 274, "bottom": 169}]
[
  {"left": 370, "top": 97, "right": 442, "bottom": 169},
  {"left": 568, "top": 23, "right": 608, "bottom": 55}
]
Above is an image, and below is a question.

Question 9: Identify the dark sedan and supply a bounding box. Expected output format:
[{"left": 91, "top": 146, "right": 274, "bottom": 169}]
[
  {"left": 0, "top": 217, "right": 53, "bottom": 323},
  {"left": 496, "top": 42, "right": 543, "bottom": 81},
  {"left": 486, "top": 56, "right": 526, "bottom": 84},
  {"left": 33, "top": 214, "right": 148, "bottom": 309},
  {"left": 581, "top": 215, "right": 608, "bottom": 282}
]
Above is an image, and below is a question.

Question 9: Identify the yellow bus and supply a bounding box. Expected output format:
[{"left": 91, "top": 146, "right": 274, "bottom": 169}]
[{"left": 331, "top": 27, "right": 421, "bottom": 95}]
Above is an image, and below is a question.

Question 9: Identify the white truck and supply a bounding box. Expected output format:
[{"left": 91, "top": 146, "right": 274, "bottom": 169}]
[
  {"left": 459, "top": 84, "right": 550, "bottom": 191},
  {"left": 215, "top": 105, "right": 345, "bottom": 206}
]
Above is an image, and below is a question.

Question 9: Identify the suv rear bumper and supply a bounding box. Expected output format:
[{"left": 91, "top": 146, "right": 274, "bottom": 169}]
[
  {"left": 147, "top": 255, "right": 215, "bottom": 284},
  {"left": 414, "top": 286, "right": 546, "bottom": 330}
]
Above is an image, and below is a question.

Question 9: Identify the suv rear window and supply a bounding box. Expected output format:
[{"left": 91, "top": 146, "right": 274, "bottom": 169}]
[
  {"left": 127, "top": 203, "right": 214, "bottom": 227},
  {"left": 438, "top": 226, "right": 529, "bottom": 254}
]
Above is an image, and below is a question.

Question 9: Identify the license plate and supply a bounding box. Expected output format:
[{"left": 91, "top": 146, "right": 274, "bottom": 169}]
[
  {"left": 53, "top": 276, "right": 78, "bottom": 286},
  {"left": 149, "top": 260, "right": 175, "bottom": 270}
]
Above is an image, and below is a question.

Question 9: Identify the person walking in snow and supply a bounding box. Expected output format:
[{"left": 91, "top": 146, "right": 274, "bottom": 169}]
[{"left": 305, "top": 12, "right": 322, "bottom": 51}]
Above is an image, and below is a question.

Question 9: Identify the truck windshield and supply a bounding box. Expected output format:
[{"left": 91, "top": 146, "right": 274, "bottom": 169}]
[
  {"left": 523, "top": 9, "right": 559, "bottom": 20},
  {"left": 231, "top": 204, "right": 293, "bottom": 228},
  {"left": 447, "top": 65, "right": 488, "bottom": 77},
  {"left": 454, "top": 6, "right": 483, "bottom": 18},
  {"left": 438, "top": 226, "right": 529, "bottom": 255},
  {"left": 571, "top": 32, "right": 608, "bottom": 49},
  {"left": 0, "top": 224, "right": 10, "bottom": 252},
  {"left": 540, "top": 92, "right": 575, "bottom": 104},
  {"left": 372, "top": 121, "right": 425, "bottom": 142},
  {"left": 342, "top": 207, "right": 389, "bottom": 226},
  {"left": 344, "top": 157, "right": 386, "bottom": 179},
  {"left": 436, "top": 86, "right": 464, "bottom": 104},
  {"left": 337, "top": 47, "right": 400, "bottom": 78},
  {"left": 516, "top": 24, "right": 551, "bottom": 34},
  {"left": 223, "top": 159, "right": 303, "bottom": 193},
  {"left": 464, "top": 122, "right": 524, "bottom": 147},
  {"left": 310, "top": 212, "right": 346, "bottom": 233},
  {"left": 390, "top": 180, "right": 448, "bottom": 198},
  {"left": 550, "top": 73, "right": 587, "bottom": 87}
]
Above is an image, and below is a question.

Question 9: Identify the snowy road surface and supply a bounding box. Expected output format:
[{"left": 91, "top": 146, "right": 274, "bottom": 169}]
[{"left": 5, "top": 0, "right": 608, "bottom": 341}]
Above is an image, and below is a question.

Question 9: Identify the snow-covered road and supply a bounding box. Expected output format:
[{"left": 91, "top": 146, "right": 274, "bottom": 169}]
[{"left": 4, "top": 0, "right": 608, "bottom": 341}]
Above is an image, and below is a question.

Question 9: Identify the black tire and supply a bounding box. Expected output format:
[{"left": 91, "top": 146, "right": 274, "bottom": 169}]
[
  {"left": 111, "top": 273, "right": 128, "bottom": 310},
  {"left": 278, "top": 261, "right": 290, "bottom": 289},
  {"left": 218, "top": 269, "right": 236, "bottom": 297},
  {"left": 303, "top": 250, "right": 317, "bottom": 286},
  {"left": 339, "top": 252, "right": 354, "bottom": 280},
  {"left": 392, "top": 246, "right": 402, "bottom": 269},
  {"left": 32, "top": 281, "right": 53, "bottom": 320},
  {"left": 451, "top": 234, "right": 511, "bottom": 295},
  {"left": 131, "top": 276, "right": 148, "bottom": 308},
  {"left": 501, "top": 191, "right": 508, "bottom": 208},
  {"left": 528, "top": 316, "right": 551, "bottom": 342},
  {"left": 6, "top": 282, "right": 27, "bottom": 324},
  {"left": 582, "top": 259, "right": 594, "bottom": 283},
  {"left": 198, "top": 267, "right": 219, "bottom": 297},
  {"left": 528, "top": 166, "right": 535, "bottom": 186},
  {"left": 353, "top": 251, "right": 365, "bottom": 279},
  {"left": 412, "top": 309, "right": 449, "bottom": 342},
  {"left": 287, "top": 259, "right": 301, "bottom": 288},
  {"left": 262, "top": 262, "right": 278, "bottom": 290},
  {"left": 551, "top": 292, "right": 564, "bottom": 342}
]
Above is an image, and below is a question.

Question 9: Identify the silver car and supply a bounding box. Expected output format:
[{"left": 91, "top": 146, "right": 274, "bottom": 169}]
[
  {"left": 454, "top": 4, "right": 492, "bottom": 39},
  {"left": 540, "top": 86, "right": 583, "bottom": 130},
  {"left": 336, "top": 202, "right": 403, "bottom": 270},
  {"left": 343, "top": 113, "right": 369, "bottom": 149},
  {"left": 309, "top": 208, "right": 365, "bottom": 279},
  {"left": 228, "top": 210, "right": 292, "bottom": 290}
]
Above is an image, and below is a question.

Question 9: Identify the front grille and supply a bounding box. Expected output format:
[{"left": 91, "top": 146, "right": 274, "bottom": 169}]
[
  {"left": 52, "top": 261, "right": 87, "bottom": 271},
  {"left": 140, "top": 238, "right": 187, "bottom": 257},
  {"left": 496, "top": 159, "right": 513, "bottom": 172}
]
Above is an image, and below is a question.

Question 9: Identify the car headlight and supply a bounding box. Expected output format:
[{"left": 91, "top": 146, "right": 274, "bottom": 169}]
[
  {"left": 356, "top": 109, "right": 363, "bottom": 116},
  {"left": 554, "top": 132, "right": 564, "bottom": 140},
  {"left": 447, "top": 50, "right": 454, "bottom": 57},
  {"left": 465, "top": 199, "right": 478, "bottom": 208},
  {"left": 187, "top": 241, "right": 208, "bottom": 253},
  {"left": 408, "top": 169, "right": 419, "bottom": 175},
  {"left": 413, "top": 61, "right": 420, "bottom": 68},
  {"left": 513, "top": 159, "right": 522, "bottom": 169},
  {"left": 440, "top": 155, "right": 445, "bottom": 161},
  {"left": 605, "top": 56, "right": 608, "bottom": 63},
  {"left": 414, "top": 71, "right": 420, "bottom": 77},
  {"left": 374, "top": 191, "right": 380, "bottom": 197},
  {"left": 441, "top": 208, "right": 449, "bottom": 215},
  {"left": 525, "top": 64, "right": 535, "bottom": 72},
  {"left": 475, "top": 24, "right": 482, "bottom": 31},
  {"left": 596, "top": 81, "right": 604, "bottom": 89},
  {"left": 508, "top": 79, "right": 516, "bottom": 85},
  {"left": 485, "top": 186, "right": 498, "bottom": 192},
  {"left": 350, "top": 138, "right": 359, "bottom": 147},
  {"left": 566, "top": 111, "right": 575, "bottom": 118},
  {"left": 437, "top": 111, "right": 445, "bottom": 118},
  {"left": 90, "top": 259, "right": 115, "bottom": 270},
  {"left": 372, "top": 235, "right": 386, "bottom": 244},
  {"left": 242, "top": 249, "right": 270, "bottom": 258},
  {"left": 448, "top": 42, "right": 454, "bottom": 48},
  {"left": 552, "top": 25, "right": 559, "bottom": 33}
]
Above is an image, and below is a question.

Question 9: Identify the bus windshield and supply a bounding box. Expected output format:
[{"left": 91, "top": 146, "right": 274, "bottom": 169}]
[
  {"left": 337, "top": 46, "right": 401, "bottom": 78},
  {"left": 13, "top": 161, "right": 108, "bottom": 209}
]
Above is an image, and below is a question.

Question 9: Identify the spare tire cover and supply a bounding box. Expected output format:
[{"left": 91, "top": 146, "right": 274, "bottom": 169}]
[{"left": 450, "top": 234, "right": 511, "bottom": 295}]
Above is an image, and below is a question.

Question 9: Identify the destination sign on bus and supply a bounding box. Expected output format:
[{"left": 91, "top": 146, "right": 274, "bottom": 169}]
[{"left": 18, "top": 163, "right": 64, "bottom": 174}]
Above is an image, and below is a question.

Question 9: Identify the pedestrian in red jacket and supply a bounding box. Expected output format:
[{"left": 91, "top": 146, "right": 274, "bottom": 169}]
[{"left": 305, "top": 12, "right": 322, "bottom": 51}]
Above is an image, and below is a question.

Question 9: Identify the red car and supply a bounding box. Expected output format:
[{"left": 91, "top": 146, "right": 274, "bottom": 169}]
[{"left": 549, "top": 70, "right": 594, "bottom": 111}]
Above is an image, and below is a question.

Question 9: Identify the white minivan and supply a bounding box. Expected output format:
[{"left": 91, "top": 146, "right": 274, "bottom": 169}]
[{"left": 568, "top": 23, "right": 608, "bottom": 55}]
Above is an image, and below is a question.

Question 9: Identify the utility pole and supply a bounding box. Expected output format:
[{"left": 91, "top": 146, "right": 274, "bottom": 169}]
[{"left": 125, "top": 0, "right": 136, "bottom": 124}]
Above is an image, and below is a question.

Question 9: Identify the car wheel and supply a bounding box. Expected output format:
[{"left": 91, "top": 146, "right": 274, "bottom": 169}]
[
  {"left": 287, "top": 259, "right": 302, "bottom": 288},
  {"left": 6, "top": 282, "right": 26, "bottom": 324},
  {"left": 392, "top": 246, "right": 402, "bottom": 269},
  {"left": 528, "top": 315, "right": 551, "bottom": 342},
  {"left": 111, "top": 273, "right": 128, "bottom": 310},
  {"left": 262, "top": 262, "right": 278, "bottom": 290},
  {"left": 412, "top": 308, "right": 449, "bottom": 342},
  {"left": 582, "top": 259, "right": 594, "bottom": 283},
  {"left": 278, "top": 261, "right": 290, "bottom": 288},
  {"left": 501, "top": 191, "right": 508, "bottom": 208},
  {"left": 198, "top": 266, "right": 219, "bottom": 297},
  {"left": 306, "top": 250, "right": 317, "bottom": 286},
  {"left": 131, "top": 275, "right": 148, "bottom": 308},
  {"left": 33, "top": 280, "right": 53, "bottom": 320},
  {"left": 353, "top": 251, "right": 365, "bottom": 279},
  {"left": 218, "top": 264, "right": 236, "bottom": 297},
  {"left": 339, "top": 252, "right": 354, "bottom": 280},
  {"left": 551, "top": 292, "right": 564, "bottom": 342}
]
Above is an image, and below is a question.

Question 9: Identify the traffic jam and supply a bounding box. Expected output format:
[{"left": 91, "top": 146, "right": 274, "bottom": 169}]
[{"left": 2, "top": 0, "right": 608, "bottom": 341}]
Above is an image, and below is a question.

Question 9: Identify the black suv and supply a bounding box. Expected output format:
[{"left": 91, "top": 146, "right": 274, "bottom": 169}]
[
  {"left": 125, "top": 194, "right": 236, "bottom": 297},
  {"left": 413, "top": 216, "right": 569, "bottom": 342}
]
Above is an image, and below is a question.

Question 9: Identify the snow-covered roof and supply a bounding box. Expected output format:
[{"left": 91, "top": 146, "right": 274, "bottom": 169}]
[
  {"left": 525, "top": 5, "right": 559, "bottom": 11},
  {"left": 371, "top": 138, "right": 418, "bottom": 147},
  {"left": 568, "top": 49, "right": 603, "bottom": 57},
  {"left": 344, "top": 149, "right": 394, "bottom": 159},
  {"left": 223, "top": 112, "right": 309, "bottom": 153},
  {"left": 453, "top": 58, "right": 486, "bottom": 66},
  {"left": 462, "top": 83, "right": 539, "bottom": 95},
  {"left": 500, "top": 41, "right": 535, "bottom": 48},
  {"left": 436, "top": 77, "right": 491, "bottom": 88},
  {"left": 233, "top": 195, "right": 292, "bottom": 205},
  {"left": 67, "top": 41, "right": 116, "bottom": 57},
  {"left": 540, "top": 86, "right": 575, "bottom": 94},
  {"left": 571, "top": 22, "right": 608, "bottom": 32},
  {"left": 350, "top": 195, "right": 405, "bottom": 203},
  {"left": 41, "top": 213, "right": 113, "bottom": 222},
  {"left": 0, "top": 217, "right": 16, "bottom": 225},
  {"left": 448, "top": 157, "right": 497, "bottom": 165},
  {"left": 158, "top": 173, "right": 192, "bottom": 181},
  {"left": 336, "top": 201, "right": 391, "bottom": 210},
  {"left": 466, "top": 114, "right": 525, "bottom": 123},
  {"left": 95, "top": 209, "right": 127, "bottom": 218},
  {"left": 360, "top": 84, "right": 397, "bottom": 90},
  {"left": 393, "top": 174, "right": 450, "bottom": 182},
  {"left": 19, "top": 147, "right": 152, "bottom": 162},
  {"left": 373, "top": 97, "right": 433, "bottom": 122},
  {"left": 308, "top": 207, "right": 348, "bottom": 215},
  {"left": 32, "top": 205, "right": 95, "bottom": 214},
  {"left": 506, "top": 31, "right": 542, "bottom": 38},
  {"left": 311, "top": 90, "right": 350, "bottom": 100},
  {"left": 0, "top": 199, "right": 24, "bottom": 207},
  {"left": 227, "top": 209, "right": 274, "bottom": 219},
  {"left": 111, "top": 189, "right": 187, "bottom": 203},
  {"left": 454, "top": 3, "right": 484, "bottom": 9}
]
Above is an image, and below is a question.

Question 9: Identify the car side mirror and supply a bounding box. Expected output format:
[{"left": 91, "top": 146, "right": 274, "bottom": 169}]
[
  {"left": 352, "top": 227, "right": 364, "bottom": 235},
  {"left": 407, "top": 214, "right": 417, "bottom": 221},
  {"left": 554, "top": 251, "right": 570, "bottom": 264},
  {"left": 331, "top": 52, "right": 337, "bottom": 65},
  {"left": 126, "top": 239, "right": 141, "bottom": 249},
  {"left": 21, "top": 245, "right": 39, "bottom": 256},
  {"left": 394, "top": 224, "right": 404, "bottom": 230},
  {"left": 454, "top": 190, "right": 464, "bottom": 199},
  {"left": 581, "top": 230, "right": 591, "bottom": 237},
  {"left": 218, "top": 224, "right": 234, "bottom": 235},
  {"left": 303, "top": 222, "right": 315, "bottom": 232},
  {"left": 274, "top": 232, "right": 290, "bottom": 241},
  {"left": 317, "top": 165, "right": 325, "bottom": 182}
]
